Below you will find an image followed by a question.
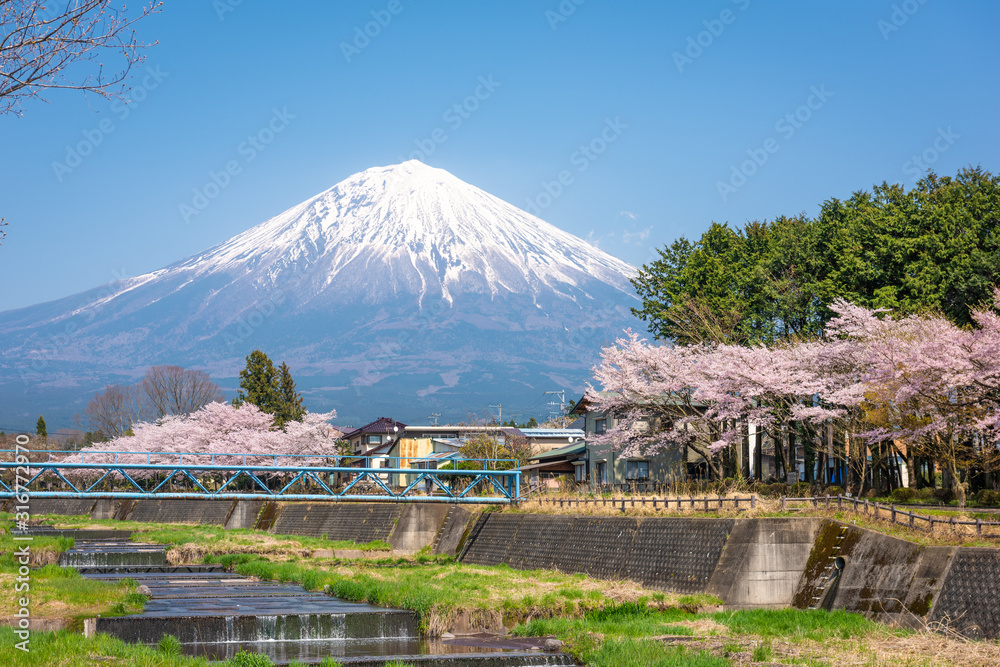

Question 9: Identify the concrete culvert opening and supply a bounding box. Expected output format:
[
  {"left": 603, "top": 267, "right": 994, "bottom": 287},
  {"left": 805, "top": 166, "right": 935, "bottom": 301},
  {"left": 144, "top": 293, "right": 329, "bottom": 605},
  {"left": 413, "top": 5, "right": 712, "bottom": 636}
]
[{"left": 834, "top": 556, "right": 846, "bottom": 571}]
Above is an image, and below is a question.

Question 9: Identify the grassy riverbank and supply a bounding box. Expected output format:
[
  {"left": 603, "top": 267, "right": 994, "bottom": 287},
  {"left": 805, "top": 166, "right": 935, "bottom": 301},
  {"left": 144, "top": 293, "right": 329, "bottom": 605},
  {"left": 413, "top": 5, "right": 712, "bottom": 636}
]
[{"left": 4, "top": 513, "right": 1000, "bottom": 665}]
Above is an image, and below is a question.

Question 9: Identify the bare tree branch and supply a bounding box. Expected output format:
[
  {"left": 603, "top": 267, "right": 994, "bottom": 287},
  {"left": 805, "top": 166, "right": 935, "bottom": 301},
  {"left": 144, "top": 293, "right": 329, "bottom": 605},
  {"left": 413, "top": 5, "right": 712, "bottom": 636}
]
[
  {"left": 0, "top": 0, "right": 161, "bottom": 116},
  {"left": 140, "top": 365, "right": 225, "bottom": 419}
]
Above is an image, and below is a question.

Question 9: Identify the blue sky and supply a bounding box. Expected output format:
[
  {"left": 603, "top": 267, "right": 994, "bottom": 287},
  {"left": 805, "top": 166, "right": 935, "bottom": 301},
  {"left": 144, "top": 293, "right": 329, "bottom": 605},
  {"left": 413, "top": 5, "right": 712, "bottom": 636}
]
[{"left": 1, "top": 0, "right": 997, "bottom": 311}]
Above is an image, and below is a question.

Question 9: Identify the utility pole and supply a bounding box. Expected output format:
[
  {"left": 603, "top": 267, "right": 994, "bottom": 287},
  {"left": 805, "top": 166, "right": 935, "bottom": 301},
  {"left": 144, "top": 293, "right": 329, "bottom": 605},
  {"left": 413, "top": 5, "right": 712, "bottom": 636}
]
[
  {"left": 488, "top": 403, "right": 502, "bottom": 425},
  {"left": 544, "top": 390, "right": 567, "bottom": 428},
  {"left": 427, "top": 413, "right": 441, "bottom": 426}
]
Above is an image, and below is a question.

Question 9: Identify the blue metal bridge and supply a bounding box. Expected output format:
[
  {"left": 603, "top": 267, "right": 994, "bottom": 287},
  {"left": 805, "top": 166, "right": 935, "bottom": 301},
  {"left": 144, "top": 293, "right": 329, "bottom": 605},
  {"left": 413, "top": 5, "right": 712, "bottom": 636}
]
[{"left": 0, "top": 450, "right": 521, "bottom": 504}]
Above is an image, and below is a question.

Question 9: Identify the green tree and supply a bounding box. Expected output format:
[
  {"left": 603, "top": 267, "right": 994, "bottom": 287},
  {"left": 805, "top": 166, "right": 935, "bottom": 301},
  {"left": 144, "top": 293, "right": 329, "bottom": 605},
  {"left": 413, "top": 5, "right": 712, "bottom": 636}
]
[
  {"left": 275, "top": 362, "right": 306, "bottom": 428},
  {"left": 633, "top": 167, "right": 1000, "bottom": 343},
  {"left": 35, "top": 415, "right": 47, "bottom": 437},
  {"left": 233, "top": 350, "right": 281, "bottom": 414}
]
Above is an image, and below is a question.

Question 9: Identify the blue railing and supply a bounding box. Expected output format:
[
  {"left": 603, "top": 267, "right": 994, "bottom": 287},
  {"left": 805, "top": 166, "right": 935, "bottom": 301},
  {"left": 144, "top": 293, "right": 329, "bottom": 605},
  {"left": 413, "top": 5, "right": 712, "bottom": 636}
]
[{"left": 0, "top": 450, "right": 521, "bottom": 504}]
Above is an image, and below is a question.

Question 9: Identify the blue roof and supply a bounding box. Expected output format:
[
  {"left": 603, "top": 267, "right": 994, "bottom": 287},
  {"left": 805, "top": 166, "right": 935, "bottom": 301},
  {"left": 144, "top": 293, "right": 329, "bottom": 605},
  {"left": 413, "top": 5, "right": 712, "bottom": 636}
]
[{"left": 519, "top": 429, "right": 585, "bottom": 438}]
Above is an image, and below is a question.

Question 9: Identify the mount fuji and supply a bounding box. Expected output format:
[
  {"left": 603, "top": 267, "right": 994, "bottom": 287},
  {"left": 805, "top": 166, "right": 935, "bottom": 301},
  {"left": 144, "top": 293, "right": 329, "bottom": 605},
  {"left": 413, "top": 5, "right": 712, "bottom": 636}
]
[{"left": 0, "top": 161, "right": 639, "bottom": 426}]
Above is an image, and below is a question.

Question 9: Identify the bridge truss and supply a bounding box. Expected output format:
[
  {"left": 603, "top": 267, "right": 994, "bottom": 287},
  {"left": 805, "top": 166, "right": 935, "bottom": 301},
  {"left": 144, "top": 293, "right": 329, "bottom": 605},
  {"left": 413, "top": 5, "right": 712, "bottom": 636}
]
[{"left": 0, "top": 450, "right": 521, "bottom": 504}]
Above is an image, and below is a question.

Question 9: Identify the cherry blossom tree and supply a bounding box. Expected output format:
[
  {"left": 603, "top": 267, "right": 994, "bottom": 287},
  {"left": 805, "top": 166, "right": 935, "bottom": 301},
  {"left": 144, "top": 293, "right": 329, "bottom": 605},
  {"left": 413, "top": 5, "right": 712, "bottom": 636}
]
[
  {"left": 588, "top": 292, "right": 1000, "bottom": 499},
  {"left": 825, "top": 294, "right": 1000, "bottom": 505},
  {"left": 59, "top": 402, "right": 341, "bottom": 486}
]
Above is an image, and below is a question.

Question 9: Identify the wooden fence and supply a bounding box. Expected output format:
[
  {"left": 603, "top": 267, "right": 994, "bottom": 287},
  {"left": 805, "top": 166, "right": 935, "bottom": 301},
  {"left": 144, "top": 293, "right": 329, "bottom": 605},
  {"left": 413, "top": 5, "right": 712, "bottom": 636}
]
[
  {"left": 783, "top": 495, "right": 1000, "bottom": 538},
  {"left": 527, "top": 493, "right": 1000, "bottom": 538}
]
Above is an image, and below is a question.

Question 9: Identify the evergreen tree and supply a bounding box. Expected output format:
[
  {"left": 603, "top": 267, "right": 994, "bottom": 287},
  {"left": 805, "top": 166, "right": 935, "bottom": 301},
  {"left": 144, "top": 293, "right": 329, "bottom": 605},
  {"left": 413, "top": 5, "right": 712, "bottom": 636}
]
[
  {"left": 35, "top": 415, "right": 47, "bottom": 437},
  {"left": 275, "top": 362, "right": 306, "bottom": 429},
  {"left": 525, "top": 417, "right": 538, "bottom": 428},
  {"left": 233, "top": 350, "right": 281, "bottom": 415}
]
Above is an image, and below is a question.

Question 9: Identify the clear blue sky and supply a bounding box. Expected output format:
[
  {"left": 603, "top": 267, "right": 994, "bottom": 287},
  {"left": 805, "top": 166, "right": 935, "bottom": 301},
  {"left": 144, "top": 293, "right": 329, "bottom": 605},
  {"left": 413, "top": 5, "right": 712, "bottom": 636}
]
[{"left": 1, "top": 0, "right": 997, "bottom": 311}]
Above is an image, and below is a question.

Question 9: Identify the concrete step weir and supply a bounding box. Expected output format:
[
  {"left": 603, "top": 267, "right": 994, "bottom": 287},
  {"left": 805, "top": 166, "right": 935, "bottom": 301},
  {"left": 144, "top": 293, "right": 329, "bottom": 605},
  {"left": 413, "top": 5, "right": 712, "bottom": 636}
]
[{"left": 49, "top": 529, "right": 571, "bottom": 665}]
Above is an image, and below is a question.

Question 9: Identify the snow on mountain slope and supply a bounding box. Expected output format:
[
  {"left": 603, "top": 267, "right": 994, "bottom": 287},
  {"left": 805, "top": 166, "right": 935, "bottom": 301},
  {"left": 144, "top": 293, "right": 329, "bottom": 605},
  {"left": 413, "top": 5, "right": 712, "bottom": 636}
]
[{"left": 0, "top": 161, "right": 640, "bottom": 424}]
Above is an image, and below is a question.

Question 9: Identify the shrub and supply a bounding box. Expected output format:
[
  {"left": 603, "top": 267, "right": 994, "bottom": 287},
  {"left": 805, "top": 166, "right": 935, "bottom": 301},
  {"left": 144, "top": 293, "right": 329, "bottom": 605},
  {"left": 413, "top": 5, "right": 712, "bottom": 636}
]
[
  {"left": 890, "top": 488, "right": 916, "bottom": 504},
  {"left": 825, "top": 486, "right": 843, "bottom": 496},
  {"left": 156, "top": 635, "right": 181, "bottom": 656},
  {"left": 769, "top": 482, "right": 789, "bottom": 497},
  {"left": 976, "top": 489, "right": 1000, "bottom": 506},
  {"left": 916, "top": 487, "right": 936, "bottom": 500},
  {"left": 227, "top": 652, "right": 275, "bottom": 667},
  {"left": 933, "top": 487, "right": 956, "bottom": 504}
]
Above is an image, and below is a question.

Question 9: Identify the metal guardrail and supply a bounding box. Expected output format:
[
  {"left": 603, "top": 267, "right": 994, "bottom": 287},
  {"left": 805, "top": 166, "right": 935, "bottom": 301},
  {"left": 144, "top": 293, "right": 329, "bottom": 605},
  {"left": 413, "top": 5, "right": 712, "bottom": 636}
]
[{"left": 0, "top": 450, "right": 521, "bottom": 504}]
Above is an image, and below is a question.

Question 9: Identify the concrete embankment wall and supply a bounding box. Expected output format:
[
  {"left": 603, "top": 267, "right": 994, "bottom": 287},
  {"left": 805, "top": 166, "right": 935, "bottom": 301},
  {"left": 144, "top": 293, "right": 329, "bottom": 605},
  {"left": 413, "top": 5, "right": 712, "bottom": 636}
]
[
  {"left": 10, "top": 497, "right": 1000, "bottom": 638},
  {"left": 459, "top": 512, "right": 1000, "bottom": 638},
  {"left": 459, "top": 514, "right": 819, "bottom": 603}
]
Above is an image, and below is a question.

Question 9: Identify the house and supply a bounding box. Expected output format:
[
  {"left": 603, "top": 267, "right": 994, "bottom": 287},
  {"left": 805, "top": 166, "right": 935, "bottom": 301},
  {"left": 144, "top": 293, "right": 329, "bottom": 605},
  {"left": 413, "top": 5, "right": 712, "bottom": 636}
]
[
  {"left": 520, "top": 441, "right": 588, "bottom": 492},
  {"left": 518, "top": 428, "right": 586, "bottom": 456},
  {"left": 342, "top": 422, "right": 524, "bottom": 488},
  {"left": 343, "top": 417, "right": 407, "bottom": 456},
  {"left": 569, "top": 393, "right": 701, "bottom": 491}
]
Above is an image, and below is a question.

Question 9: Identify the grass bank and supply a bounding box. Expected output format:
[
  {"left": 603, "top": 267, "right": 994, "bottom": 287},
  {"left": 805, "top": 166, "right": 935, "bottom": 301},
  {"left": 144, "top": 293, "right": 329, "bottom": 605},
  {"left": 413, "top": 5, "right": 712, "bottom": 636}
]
[{"left": 0, "top": 531, "right": 145, "bottom": 627}]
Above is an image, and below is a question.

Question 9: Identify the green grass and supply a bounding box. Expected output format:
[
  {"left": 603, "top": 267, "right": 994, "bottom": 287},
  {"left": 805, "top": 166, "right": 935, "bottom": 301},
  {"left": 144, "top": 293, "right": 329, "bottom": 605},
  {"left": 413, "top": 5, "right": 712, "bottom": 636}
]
[
  {"left": 512, "top": 600, "right": 911, "bottom": 665},
  {"left": 0, "top": 627, "right": 211, "bottom": 667},
  {"left": 0, "top": 530, "right": 147, "bottom": 623},
  {"left": 712, "top": 607, "right": 906, "bottom": 642},
  {"left": 587, "top": 639, "right": 730, "bottom": 667},
  {"left": 0, "top": 512, "right": 393, "bottom": 553}
]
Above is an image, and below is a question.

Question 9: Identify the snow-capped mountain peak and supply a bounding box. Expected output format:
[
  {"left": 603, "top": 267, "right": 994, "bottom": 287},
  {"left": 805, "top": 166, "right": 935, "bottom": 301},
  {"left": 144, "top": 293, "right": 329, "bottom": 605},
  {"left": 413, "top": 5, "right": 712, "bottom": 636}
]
[{"left": 166, "top": 160, "right": 635, "bottom": 306}]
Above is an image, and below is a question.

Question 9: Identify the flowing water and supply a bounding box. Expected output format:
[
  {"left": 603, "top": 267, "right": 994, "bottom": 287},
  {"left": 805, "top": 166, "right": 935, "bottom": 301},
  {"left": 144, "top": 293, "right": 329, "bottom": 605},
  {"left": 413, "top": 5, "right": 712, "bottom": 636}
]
[{"left": 43, "top": 531, "right": 573, "bottom": 665}]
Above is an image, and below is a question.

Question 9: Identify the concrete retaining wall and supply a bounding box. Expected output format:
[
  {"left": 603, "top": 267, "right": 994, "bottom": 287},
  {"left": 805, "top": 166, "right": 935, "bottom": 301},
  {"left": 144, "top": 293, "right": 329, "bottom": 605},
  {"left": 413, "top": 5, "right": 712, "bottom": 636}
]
[
  {"left": 270, "top": 503, "right": 402, "bottom": 543},
  {"left": 460, "top": 514, "right": 737, "bottom": 594},
  {"left": 7, "top": 499, "right": 96, "bottom": 516},
  {"left": 708, "top": 518, "right": 822, "bottom": 608},
  {"left": 929, "top": 548, "right": 1000, "bottom": 638},
  {"left": 124, "top": 500, "right": 234, "bottom": 525}
]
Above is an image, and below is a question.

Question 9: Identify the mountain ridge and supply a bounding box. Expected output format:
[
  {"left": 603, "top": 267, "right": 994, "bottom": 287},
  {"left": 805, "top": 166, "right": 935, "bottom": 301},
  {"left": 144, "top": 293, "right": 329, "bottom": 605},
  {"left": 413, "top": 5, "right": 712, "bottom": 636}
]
[{"left": 0, "top": 161, "right": 639, "bottom": 425}]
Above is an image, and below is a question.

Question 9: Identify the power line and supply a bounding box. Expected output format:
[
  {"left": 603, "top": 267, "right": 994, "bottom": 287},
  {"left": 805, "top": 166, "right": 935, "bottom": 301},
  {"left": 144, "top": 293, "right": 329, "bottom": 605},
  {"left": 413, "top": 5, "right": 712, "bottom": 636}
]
[
  {"left": 544, "top": 390, "right": 567, "bottom": 428},
  {"left": 487, "top": 403, "right": 502, "bottom": 425}
]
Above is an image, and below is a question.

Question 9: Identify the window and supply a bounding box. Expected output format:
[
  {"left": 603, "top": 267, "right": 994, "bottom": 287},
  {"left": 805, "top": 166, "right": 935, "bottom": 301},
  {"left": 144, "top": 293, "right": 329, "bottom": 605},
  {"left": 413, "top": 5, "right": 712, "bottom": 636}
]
[
  {"left": 367, "top": 435, "right": 382, "bottom": 445},
  {"left": 594, "top": 418, "right": 607, "bottom": 434},
  {"left": 626, "top": 460, "right": 649, "bottom": 481},
  {"left": 596, "top": 461, "right": 607, "bottom": 485},
  {"left": 574, "top": 463, "right": 587, "bottom": 483}
]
